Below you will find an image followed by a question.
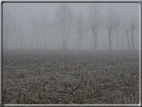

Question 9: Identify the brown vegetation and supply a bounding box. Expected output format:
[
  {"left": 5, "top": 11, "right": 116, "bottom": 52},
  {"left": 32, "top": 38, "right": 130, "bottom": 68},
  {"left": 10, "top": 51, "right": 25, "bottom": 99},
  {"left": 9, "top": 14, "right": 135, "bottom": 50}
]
[{"left": 3, "top": 50, "right": 139, "bottom": 104}]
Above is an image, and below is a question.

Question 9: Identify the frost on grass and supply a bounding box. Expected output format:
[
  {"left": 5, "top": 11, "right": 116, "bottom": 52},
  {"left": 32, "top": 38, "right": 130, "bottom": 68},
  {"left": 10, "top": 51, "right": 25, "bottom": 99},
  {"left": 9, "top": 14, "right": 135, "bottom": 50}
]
[{"left": 3, "top": 50, "right": 139, "bottom": 104}]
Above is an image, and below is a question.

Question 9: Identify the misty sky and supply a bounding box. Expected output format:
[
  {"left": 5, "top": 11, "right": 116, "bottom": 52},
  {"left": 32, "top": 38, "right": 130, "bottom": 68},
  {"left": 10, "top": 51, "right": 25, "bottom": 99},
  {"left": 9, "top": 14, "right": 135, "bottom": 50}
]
[{"left": 3, "top": 2, "right": 139, "bottom": 50}]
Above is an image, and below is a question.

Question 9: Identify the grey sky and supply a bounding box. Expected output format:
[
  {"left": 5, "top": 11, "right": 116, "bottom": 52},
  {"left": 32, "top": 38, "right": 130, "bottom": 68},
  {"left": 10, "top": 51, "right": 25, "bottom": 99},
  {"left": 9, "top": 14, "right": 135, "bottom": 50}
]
[{"left": 3, "top": 3, "right": 139, "bottom": 50}]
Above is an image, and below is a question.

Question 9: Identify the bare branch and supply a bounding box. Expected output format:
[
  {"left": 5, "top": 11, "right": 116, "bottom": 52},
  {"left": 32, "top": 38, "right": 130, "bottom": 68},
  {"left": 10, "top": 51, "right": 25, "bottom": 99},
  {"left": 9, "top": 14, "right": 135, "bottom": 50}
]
[{"left": 54, "top": 3, "right": 74, "bottom": 50}]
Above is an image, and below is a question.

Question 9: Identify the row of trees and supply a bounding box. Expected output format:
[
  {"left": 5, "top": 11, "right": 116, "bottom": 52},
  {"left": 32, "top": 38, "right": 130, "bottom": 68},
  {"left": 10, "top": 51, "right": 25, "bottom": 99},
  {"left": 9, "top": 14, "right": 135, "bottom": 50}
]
[
  {"left": 3, "top": 3, "right": 138, "bottom": 51},
  {"left": 3, "top": 11, "right": 24, "bottom": 50}
]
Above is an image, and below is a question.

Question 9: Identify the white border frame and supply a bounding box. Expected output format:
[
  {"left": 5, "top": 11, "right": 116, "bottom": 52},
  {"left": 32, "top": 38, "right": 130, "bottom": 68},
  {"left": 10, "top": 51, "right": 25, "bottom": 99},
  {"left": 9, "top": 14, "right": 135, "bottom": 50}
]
[{"left": 1, "top": 0, "right": 141, "bottom": 106}]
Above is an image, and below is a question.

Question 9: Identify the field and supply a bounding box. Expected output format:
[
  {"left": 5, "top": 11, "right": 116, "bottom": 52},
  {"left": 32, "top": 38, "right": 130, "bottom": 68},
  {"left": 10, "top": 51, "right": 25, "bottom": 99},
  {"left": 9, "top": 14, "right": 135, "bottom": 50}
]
[{"left": 2, "top": 50, "right": 139, "bottom": 104}]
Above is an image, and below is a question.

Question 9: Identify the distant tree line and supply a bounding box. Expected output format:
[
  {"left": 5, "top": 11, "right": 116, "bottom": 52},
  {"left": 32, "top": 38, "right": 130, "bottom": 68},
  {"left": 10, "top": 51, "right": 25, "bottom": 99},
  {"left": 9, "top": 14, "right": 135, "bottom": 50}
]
[{"left": 3, "top": 3, "right": 138, "bottom": 51}]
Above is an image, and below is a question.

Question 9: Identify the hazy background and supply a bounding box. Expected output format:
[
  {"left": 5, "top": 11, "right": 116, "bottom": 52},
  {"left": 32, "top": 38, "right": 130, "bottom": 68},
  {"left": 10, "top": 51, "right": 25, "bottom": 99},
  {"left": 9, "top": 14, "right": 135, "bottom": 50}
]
[{"left": 3, "top": 3, "right": 139, "bottom": 51}]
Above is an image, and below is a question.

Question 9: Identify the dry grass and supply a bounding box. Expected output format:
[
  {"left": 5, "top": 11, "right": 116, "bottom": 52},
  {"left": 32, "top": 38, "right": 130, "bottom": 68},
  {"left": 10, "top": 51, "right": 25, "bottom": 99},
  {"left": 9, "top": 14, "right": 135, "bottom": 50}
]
[{"left": 3, "top": 50, "right": 139, "bottom": 104}]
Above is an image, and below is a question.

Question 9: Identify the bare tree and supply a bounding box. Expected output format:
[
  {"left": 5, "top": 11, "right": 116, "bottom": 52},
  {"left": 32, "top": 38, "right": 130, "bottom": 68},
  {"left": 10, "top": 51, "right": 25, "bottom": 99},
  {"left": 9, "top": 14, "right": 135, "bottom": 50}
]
[
  {"left": 3, "top": 11, "right": 14, "bottom": 49},
  {"left": 50, "top": 32, "right": 53, "bottom": 49},
  {"left": 120, "top": 26, "right": 125, "bottom": 50},
  {"left": 89, "top": 3, "right": 102, "bottom": 51},
  {"left": 30, "top": 17, "right": 40, "bottom": 50},
  {"left": 14, "top": 24, "right": 24, "bottom": 50},
  {"left": 125, "top": 29, "right": 131, "bottom": 51},
  {"left": 104, "top": 4, "right": 116, "bottom": 51},
  {"left": 54, "top": 3, "right": 74, "bottom": 50},
  {"left": 129, "top": 15, "right": 138, "bottom": 51},
  {"left": 40, "top": 14, "right": 50, "bottom": 50},
  {"left": 91, "top": 36, "right": 94, "bottom": 50},
  {"left": 123, "top": 19, "right": 131, "bottom": 51},
  {"left": 18, "top": 25, "right": 24, "bottom": 49},
  {"left": 14, "top": 24, "right": 19, "bottom": 49},
  {"left": 113, "top": 11, "right": 121, "bottom": 51},
  {"left": 75, "top": 12, "right": 87, "bottom": 50}
]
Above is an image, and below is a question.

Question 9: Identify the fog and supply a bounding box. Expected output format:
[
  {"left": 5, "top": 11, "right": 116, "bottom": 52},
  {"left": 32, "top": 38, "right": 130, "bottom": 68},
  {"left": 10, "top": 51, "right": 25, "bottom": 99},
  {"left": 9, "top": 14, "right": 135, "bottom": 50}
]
[{"left": 3, "top": 3, "right": 139, "bottom": 51}]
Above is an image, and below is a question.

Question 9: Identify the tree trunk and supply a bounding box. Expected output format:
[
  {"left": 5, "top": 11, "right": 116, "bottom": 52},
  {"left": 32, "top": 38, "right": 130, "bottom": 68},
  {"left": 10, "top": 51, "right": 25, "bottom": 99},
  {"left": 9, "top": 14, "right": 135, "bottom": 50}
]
[
  {"left": 31, "top": 35, "right": 34, "bottom": 50},
  {"left": 51, "top": 36, "right": 52, "bottom": 49},
  {"left": 91, "top": 37, "right": 93, "bottom": 50},
  {"left": 62, "top": 33, "right": 67, "bottom": 50},
  {"left": 92, "top": 30, "right": 97, "bottom": 51},
  {"left": 20, "top": 38, "right": 23, "bottom": 49},
  {"left": 78, "top": 37, "right": 79, "bottom": 50},
  {"left": 126, "top": 30, "right": 131, "bottom": 51},
  {"left": 4, "top": 36, "right": 8, "bottom": 50},
  {"left": 80, "top": 39, "right": 81, "bottom": 50},
  {"left": 44, "top": 34, "right": 47, "bottom": 50},
  {"left": 16, "top": 33, "right": 18, "bottom": 50},
  {"left": 109, "top": 36, "right": 111, "bottom": 51},
  {"left": 62, "top": 41, "right": 65, "bottom": 50},
  {"left": 64, "top": 39, "right": 67, "bottom": 50},
  {"left": 62, "top": 38, "right": 66, "bottom": 50},
  {"left": 78, "top": 35, "right": 81, "bottom": 50},
  {"left": 36, "top": 32, "right": 38, "bottom": 50},
  {"left": 95, "top": 35, "right": 97, "bottom": 50},
  {"left": 93, "top": 36, "right": 95, "bottom": 50},
  {"left": 117, "top": 36, "right": 118, "bottom": 51},
  {"left": 131, "top": 30, "right": 134, "bottom": 51},
  {"left": 108, "top": 29, "right": 112, "bottom": 51},
  {"left": 116, "top": 32, "right": 119, "bottom": 51},
  {"left": 121, "top": 35, "right": 125, "bottom": 50}
]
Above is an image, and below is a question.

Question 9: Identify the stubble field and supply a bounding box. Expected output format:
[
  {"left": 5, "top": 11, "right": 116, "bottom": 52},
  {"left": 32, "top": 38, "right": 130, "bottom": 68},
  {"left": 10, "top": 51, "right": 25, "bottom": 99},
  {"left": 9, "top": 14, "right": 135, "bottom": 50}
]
[{"left": 2, "top": 50, "right": 139, "bottom": 104}]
